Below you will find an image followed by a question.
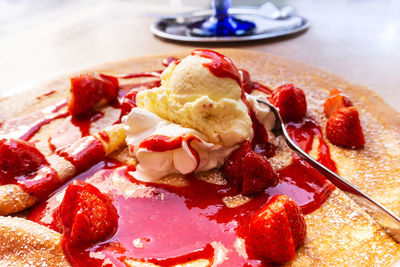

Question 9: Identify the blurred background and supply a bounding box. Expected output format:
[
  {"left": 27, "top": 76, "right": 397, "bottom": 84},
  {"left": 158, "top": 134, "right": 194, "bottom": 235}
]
[{"left": 0, "top": 0, "right": 399, "bottom": 109}]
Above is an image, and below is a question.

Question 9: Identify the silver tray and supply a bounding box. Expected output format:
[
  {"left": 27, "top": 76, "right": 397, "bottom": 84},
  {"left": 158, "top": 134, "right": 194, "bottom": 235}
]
[{"left": 150, "top": 7, "right": 310, "bottom": 43}]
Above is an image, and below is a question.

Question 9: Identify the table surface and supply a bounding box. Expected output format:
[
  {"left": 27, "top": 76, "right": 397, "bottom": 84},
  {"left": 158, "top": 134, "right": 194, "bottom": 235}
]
[{"left": 0, "top": 0, "right": 399, "bottom": 111}]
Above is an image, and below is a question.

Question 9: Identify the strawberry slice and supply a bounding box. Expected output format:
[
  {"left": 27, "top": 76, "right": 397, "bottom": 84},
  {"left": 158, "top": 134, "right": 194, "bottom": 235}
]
[
  {"left": 68, "top": 73, "right": 119, "bottom": 116},
  {"left": 0, "top": 138, "right": 47, "bottom": 180},
  {"left": 270, "top": 84, "right": 307, "bottom": 122},
  {"left": 323, "top": 89, "right": 353, "bottom": 118},
  {"left": 248, "top": 195, "right": 306, "bottom": 264},
  {"left": 58, "top": 181, "right": 118, "bottom": 246},
  {"left": 223, "top": 141, "right": 252, "bottom": 188},
  {"left": 241, "top": 151, "right": 277, "bottom": 195},
  {"left": 326, "top": 106, "right": 365, "bottom": 149}
]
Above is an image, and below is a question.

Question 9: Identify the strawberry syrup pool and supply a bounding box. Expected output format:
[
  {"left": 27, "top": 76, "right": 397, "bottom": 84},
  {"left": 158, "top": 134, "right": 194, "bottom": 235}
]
[{"left": 28, "top": 116, "right": 336, "bottom": 266}]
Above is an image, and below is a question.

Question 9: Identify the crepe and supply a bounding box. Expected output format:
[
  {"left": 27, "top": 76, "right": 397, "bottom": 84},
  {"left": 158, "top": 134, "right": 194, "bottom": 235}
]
[{"left": 0, "top": 49, "right": 400, "bottom": 266}]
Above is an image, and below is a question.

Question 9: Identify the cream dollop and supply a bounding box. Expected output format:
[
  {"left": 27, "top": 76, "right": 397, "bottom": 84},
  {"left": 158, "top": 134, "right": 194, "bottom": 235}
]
[{"left": 122, "top": 108, "right": 238, "bottom": 182}]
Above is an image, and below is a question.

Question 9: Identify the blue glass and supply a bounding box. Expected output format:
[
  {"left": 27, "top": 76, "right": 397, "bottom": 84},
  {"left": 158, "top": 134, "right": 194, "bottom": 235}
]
[{"left": 189, "top": 0, "right": 255, "bottom": 37}]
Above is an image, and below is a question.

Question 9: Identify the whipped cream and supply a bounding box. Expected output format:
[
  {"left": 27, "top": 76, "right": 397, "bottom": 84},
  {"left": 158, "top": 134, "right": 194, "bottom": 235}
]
[
  {"left": 122, "top": 108, "right": 238, "bottom": 182},
  {"left": 122, "top": 91, "right": 276, "bottom": 182}
]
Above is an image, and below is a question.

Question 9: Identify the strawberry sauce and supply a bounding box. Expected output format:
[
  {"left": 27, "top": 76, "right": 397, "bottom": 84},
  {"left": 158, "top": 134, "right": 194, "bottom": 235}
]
[
  {"left": 28, "top": 115, "right": 336, "bottom": 266},
  {"left": 0, "top": 101, "right": 68, "bottom": 141},
  {"left": 139, "top": 134, "right": 201, "bottom": 169},
  {"left": 57, "top": 136, "right": 105, "bottom": 172},
  {"left": 193, "top": 49, "right": 242, "bottom": 86}
]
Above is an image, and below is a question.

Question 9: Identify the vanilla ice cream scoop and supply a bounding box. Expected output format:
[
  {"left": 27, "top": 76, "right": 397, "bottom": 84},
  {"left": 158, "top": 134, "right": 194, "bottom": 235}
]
[{"left": 136, "top": 50, "right": 252, "bottom": 147}]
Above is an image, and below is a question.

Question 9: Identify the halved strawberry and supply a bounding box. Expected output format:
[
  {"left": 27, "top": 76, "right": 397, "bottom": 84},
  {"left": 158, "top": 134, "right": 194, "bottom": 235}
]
[
  {"left": 326, "top": 106, "right": 365, "bottom": 149},
  {"left": 58, "top": 181, "right": 118, "bottom": 246},
  {"left": 270, "top": 84, "right": 307, "bottom": 122},
  {"left": 0, "top": 138, "right": 47, "bottom": 179},
  {"left": 68, "top": 73, "right": 119, "bottom": 116},
  {"left": 248, "top": 195, "right": 306, "bottom": 264},
  {"left": 223, "top": 141, "right": 252, "bottom": 188},
  {"left": 323, "top": 89, "right": 353, "bottom": 118},
  {"left": 241, "top": 151, "right": 277, "bottom": 195}
]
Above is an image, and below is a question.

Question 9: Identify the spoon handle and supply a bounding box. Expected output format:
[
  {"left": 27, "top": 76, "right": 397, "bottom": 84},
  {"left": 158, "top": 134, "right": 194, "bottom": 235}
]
[{"left": 258, "top": 99, "right": 400, "bottom": 243}]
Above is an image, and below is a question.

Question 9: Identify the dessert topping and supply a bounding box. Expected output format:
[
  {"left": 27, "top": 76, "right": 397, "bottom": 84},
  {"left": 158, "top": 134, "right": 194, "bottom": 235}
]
[
  {"left": 224, "top": 141, "right": 277, "bottom": 195},
  {"left": 248, "top": 194, "right": 306, "bottom": 264},
  {"left": 324, "top": 88, "right": 353, "bottom": 118},
  {"left": 223, "top": 141, "right": 252, "bottom": 188},
  {"left": 241, "top": 151, "right": 278, "bottom": 195},
  {"left": 57, "top": 135, "right": 105, "bottom": 172},
  {"left": 326, "top": 106, "right": 365, "bottom": 149},
  {"left": 68, "top": 74, "right": 119, "bottom": 116},
  {"left": 56, "top": 181, "right": 118, "bottom": 246},
  {"left": 135, "top": 50, "right": 252, "bottom": 148},
  {"left": 123, "top": 108, "right": 237, "bottom": 182},
  {"left": 270, "top": 83, "right": 307, "bottom": 122}
]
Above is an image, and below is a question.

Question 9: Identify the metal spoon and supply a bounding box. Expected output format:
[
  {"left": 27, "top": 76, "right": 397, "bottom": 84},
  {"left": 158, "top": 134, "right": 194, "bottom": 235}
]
[{"left": 257, "top": 99, "right": 400, "bottom": 243}]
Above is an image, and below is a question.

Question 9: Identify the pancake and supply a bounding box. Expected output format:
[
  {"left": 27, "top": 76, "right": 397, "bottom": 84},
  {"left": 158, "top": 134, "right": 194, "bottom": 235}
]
[{"left": 0, "top": 49, "right": 400, "bottom": 266}]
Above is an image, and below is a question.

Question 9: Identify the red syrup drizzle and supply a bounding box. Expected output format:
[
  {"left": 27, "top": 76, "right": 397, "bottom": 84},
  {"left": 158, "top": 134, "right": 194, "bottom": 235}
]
[
  {"left": 57, "top": 136, "right": 105, "bottom": 173},
  {"left": 139, "top": 134, "right": 201, "bottom": 169},
  {"left": 118, "top": 70, "right": 162, "bottom": 79},
  {"left": 0, "top": 101, "right": 68, "bottom": 141},
  {"left": 192, "top": 49, "right": 242, "bottom": 86},
  {"left": 273, "top": 118, "right": 336, "bottom": 214},
  {"left": 29, "top": 127, "right": 336, "bottom": 267},
  {"left": 48, "top": 111, "right": 104, "bottom": 152},
  {"left": 239, "top": 69, "right": 275, "bottom": 158},
  {"left": 36, "top": 90, "right": 56, "bottom": 100},
  {"left": 162, "top": 56, "right": 180, "bottom": 67},
  {"left": 71, "top": 111, "right": 104, "bottom": 136},
  {"left": 118, "top": 80, "right": 161, "bottom": 120},
  {"left": 98, "top": 130, "right": 110, "bottom": 143},
  {"left": 18, "top": 166, "right": 61, "bottom": 199}
]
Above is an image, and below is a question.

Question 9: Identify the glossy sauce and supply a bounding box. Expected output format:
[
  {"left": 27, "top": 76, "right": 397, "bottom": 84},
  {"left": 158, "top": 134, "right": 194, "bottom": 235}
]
[
  {"left": 48, "top": 111, "right": 104, "bottom": 151},
  {"left": 19, "top": 166, "right": 61, "bottom": 199},
  {"left": 139, "top": 134, "right": 201, "bottom": 170},
  {"left": 0, "top": 101, "right": 68, "bottom": 141},
  {"left": 193, "top": 49, "right": 242, "bottom": 86},
  {"left": 57, "top": 136, "right": 105, "bottom": 172},
  {"left": 30, "top": 116, "right": 336, "bottom": 266},
  {"left": 36, "top": 90, "right": 56, "bottom": 100},
  {"left": 275, "top": 119, "right": 336, "bottom": 214},
  {"left": 119, "top": 71, "right": 162, "bottom": 79}
]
